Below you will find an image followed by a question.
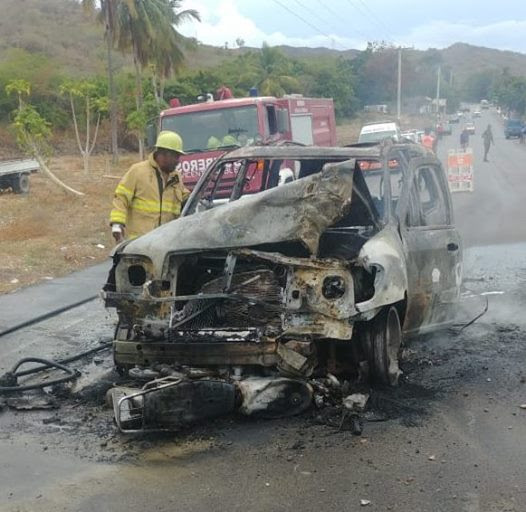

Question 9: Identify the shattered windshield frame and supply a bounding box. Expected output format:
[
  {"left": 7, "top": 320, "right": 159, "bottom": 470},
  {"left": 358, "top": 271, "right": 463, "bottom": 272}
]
[{"left": 183, "top": 148, "right": 410, "bottom": 229}]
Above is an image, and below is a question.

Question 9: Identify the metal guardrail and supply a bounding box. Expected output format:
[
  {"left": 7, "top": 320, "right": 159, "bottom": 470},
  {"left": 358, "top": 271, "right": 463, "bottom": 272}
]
[{"left": 0, "top": 159, "right": 40, "bottom": 176}]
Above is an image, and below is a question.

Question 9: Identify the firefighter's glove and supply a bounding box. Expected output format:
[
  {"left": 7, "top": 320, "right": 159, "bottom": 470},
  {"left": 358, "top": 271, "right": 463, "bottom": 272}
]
[{"left": 111, "top": 223, "right": 125, "bottom": 243}]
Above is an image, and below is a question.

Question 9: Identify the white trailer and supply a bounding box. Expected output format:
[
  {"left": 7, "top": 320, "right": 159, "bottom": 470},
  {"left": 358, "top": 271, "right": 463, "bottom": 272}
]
[{"left": 0, "top": 159, "right": 39, "bottom": 194}]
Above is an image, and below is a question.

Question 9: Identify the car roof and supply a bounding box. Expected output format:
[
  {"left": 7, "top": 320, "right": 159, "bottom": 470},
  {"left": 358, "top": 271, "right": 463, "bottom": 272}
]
[
  {"left": 161, "top": 97, "right": 276, "bottom": 115},
  {"left": 216, "top": 143, "right": 430, "bottom": 162},
  {"left": 360, "top": 122, "right": 398, "bottom": 133}
]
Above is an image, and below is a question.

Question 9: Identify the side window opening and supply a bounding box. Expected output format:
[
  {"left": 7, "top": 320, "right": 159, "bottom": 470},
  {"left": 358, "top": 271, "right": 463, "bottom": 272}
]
[
  {"left": 407, "top": 166, "right": 449, "bottom": 227},
  {"left": 266, "top": 105, "right": 278, "bottom": 135},
  {"left": 277, "top": 108, "right": 290, "bottom": 133},
  {"left": 389, "top": 169, "right": 403, "bottom": 218}
]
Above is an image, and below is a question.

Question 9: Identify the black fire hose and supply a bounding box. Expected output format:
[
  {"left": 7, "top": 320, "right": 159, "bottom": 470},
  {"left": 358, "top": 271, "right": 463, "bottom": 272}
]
[
  {"left": 0, "top": 341, "right": 112, "bottom": 394},
  {"left": 0, "top": 295, "right": 97, "bottom": 339},
  {"left": 0, "top": 358, "right": 79, "bottom": 393}
]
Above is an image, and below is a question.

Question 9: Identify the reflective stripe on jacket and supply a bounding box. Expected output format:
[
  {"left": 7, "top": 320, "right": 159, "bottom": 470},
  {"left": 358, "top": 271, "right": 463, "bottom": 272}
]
[{"left": 110, "top": 153, "right": 190, "bottom": 239}]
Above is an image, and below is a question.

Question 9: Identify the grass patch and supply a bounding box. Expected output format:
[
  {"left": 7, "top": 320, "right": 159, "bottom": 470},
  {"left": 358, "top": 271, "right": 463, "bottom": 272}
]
[{"left": 0, "top": 153, "right": 137, "bottom": 293}]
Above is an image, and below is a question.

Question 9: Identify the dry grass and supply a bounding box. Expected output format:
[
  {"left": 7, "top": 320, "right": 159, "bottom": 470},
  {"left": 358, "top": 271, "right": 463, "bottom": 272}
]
[
  {"left": 336, "top": 119, "right": 362, "bottom": 145},
  {"left": 0, "top": 153, "right": 138, "bottom": 294}
]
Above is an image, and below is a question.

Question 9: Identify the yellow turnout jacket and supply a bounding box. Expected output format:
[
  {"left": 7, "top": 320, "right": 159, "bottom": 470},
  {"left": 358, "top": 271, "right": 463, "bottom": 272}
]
[{"left": 110, "top": 153, "right": 190, "bottom": 239}]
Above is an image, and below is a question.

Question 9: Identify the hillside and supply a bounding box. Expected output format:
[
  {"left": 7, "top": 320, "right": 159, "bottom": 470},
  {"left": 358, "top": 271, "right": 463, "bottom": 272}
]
[
  {"left": 4, "top": 0, "right": 526, "bottom": 84},
  {"left": 0, "top": 0, "right": 111, "bottom": 75},
  {"left": 273, "top": 45, "right": 359, "bottom": 60},
  {"left": 0, "top": 0, "right": 237, "bottom": 75},
  {"left": 441, "top": 43, "right": 526, "bottom": 82}
]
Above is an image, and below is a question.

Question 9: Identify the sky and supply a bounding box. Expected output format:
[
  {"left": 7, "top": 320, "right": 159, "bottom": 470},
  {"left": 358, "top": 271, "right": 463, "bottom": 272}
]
[{"left": 178, "top": 1, "right": 526, "bottom": 54}]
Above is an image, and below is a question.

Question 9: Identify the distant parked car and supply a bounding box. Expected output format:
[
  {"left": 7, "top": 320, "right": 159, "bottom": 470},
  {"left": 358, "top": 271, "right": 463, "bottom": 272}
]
[
  {"left": 449, "top": 114, "right": 460, "bottom": 124},
  {"left": 505, "top": 119, "right": 523, "bottom": 139},
  {"left": 358, "top": 121, "right": 401, "bottom": 143},
  {"left": 473, "top": 111, "right": 481, "bottom": 118},
  {"left": 401, "top": 130, "right": 418, "bottom": 143},
  {"left": 465, "top": 122, "right": 476, "bottom": 135}
]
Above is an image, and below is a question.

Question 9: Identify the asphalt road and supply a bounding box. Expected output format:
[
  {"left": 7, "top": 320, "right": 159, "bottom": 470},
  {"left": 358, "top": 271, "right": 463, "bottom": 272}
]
[
  {"left": 1, "top": 108, "right": 526, "bottom": 512},
  {"left": 438, "top": 108, "right": 526, "bottom": 247}
]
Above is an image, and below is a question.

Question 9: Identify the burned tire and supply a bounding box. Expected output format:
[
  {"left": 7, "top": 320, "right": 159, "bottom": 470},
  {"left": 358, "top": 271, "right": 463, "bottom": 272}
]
[
  {"left": 361, "top": 306, "right": 402, "bottom": 386},
  {"left": 12, "top": 173, "right": 30, "bottom": 194}
]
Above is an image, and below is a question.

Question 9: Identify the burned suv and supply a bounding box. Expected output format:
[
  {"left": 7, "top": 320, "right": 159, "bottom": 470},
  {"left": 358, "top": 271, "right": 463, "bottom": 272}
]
[{"left": 103, "top": 143, "right": 462, "bottom": 427}]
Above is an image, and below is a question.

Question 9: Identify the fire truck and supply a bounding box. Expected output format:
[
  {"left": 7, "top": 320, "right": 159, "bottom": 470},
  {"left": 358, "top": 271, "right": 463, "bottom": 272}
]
[{"left": 156, "top": 95, "right": 337, "bottom": 189}]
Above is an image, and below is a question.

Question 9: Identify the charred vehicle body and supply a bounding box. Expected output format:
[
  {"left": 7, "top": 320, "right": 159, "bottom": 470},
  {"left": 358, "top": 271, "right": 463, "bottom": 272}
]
[{"left": 102, "top": 143, "right": 462, "bottom": 431}]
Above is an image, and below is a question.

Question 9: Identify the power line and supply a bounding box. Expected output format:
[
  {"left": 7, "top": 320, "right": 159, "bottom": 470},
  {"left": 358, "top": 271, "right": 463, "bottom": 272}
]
[
  {"left": 313, "top": 0, "right": 375, "bottom": 42},
  {"left": 269, "top": 0, "right": 351, "bottom": 51},
  {"left": 355, "top": 0, "right": 396, "bottom": 41},
  {"left": 343, "top": 0, "right": 394, "bottom": 44},
  {"left": 290, "top": 0, "right": 338, "bottom": 35}
]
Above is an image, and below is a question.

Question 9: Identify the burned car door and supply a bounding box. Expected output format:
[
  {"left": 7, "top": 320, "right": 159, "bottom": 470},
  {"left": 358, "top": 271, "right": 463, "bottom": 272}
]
[{"left": 400, "top": 160, "right": 462, "bottom": 334}]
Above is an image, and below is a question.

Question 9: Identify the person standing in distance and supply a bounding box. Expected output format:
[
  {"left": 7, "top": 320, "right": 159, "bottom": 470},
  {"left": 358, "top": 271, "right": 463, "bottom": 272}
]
[
  {"left": 482, "top": 124, "right": 494, "bottom": 162},
  {"left": 421, "top": 128, "right": 436, "bottom": 152},
  {"left": 110, "top": 131, "right": 190, "bottom": 242},
  {"left": 460, "top": 127, "right": 469, "bottom": 152}
]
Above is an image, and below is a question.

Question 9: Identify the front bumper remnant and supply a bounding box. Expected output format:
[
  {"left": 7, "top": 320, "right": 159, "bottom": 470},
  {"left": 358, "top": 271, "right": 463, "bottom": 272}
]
[{"left": 110, "top": 376, "right": 313, "bottom": 433}]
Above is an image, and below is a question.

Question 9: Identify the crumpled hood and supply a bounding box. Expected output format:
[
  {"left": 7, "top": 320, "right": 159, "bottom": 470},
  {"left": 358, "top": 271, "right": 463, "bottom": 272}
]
[{"left": 122, "top": 160, "right": 355, "bottom": 274}]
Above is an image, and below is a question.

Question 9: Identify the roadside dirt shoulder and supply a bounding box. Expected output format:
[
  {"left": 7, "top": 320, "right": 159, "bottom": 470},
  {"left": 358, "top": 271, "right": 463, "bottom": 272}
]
[{"left": 0, "top": 154, "right": 137, "bottom": 294}]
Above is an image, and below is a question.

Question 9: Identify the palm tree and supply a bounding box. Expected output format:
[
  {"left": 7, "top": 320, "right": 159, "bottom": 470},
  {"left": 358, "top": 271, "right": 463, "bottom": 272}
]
[
  {"left": 114, "top": 0, "right": 199, "bottom": 157},
  {"left": 257, "top": 43, "right": 301, "bottom": 96},
  {"left": 82, "top": 0, "right": 130, "bottom": 164},
  {"left": 150, "top": 2, "right": 201, "bottom": 106}
]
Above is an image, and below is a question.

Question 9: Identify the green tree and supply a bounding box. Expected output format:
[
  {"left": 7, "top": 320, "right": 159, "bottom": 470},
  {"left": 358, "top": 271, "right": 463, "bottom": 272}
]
[
  {"left": 60, "top": 79, "right": 108, "bottom": 174},
  {"left": 5, "top": 79, "right": 30, "bottom": 110},
  {"left": 82, "top": 0, "right": 127, "bottom": 164},
  {"left": 257, "top": 43, "right": 301, "bottom": 96},
  {"left": 352, "top": 44, "right": 399, "bottom": 105},
  {"left": 0, "top": 49, "right": 67, "bottom": 127},
  {"left": 126, "top": 94, "right": 161, "bottom": 149},
  {"left": 114, "top": 0, "right": 199, "bottom": 158},
  {"left": 149, "top": 1, "right": 200, "bottom": 107},
  {"left": 6, "top": 79, "right": 84, "bottom": 197},
  {"left": 301, "top": 57, "right": 358, "bottom": 118},
  {"left": 463, "top": 70, "right": 496, "bottom": 102},
  {"left": 493, "top": 72, "right": 526, "bottom": 115}
]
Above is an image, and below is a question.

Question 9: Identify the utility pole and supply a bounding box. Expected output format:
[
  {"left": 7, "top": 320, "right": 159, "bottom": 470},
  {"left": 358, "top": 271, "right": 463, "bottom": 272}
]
[
  {"left": 436, "top": 65, "right": 441, "bottom": 125},
  {"left": 397, "top": 48, "right": 402, "bottom": 122},
  {"left": 105, "top": 1, "right": 119, "bottom": 165}
]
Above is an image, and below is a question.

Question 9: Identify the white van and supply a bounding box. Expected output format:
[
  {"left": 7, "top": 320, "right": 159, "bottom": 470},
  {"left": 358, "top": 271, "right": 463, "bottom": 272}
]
[{"left": 358, "top": 122, "right": 401, "bottom": 143}]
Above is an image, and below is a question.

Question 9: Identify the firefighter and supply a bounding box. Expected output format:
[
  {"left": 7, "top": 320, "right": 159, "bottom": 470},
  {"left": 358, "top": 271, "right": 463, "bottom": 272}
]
[
  {"left": 110, "top": 131, "right": 190, "bottom": 243},
  {"left": 221, "top": 134, "right": 238, "bottom": 146},
  {"left": 206, "top": 135, "right": 221, "bottom": 149},
  {"left": 482, "top": 124, "right": 494, "bottom": 162},
  {"left": 421, "top": 128, "right": 435, "bottom": 152}
]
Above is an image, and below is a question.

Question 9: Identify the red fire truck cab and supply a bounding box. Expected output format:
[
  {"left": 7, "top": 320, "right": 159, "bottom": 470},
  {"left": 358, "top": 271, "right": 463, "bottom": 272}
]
[{"left": 158, "top": 95, "right": 336, "bottom": 189}]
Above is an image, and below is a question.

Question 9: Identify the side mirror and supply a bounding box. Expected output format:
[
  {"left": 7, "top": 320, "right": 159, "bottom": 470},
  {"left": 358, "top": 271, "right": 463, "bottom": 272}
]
[
  {"left": 277, "top": 109, "right": 290, "bottom": 133},
  {"left": 146, "top": 124, "right": 157, "bottom": 149}
]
